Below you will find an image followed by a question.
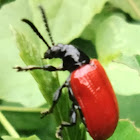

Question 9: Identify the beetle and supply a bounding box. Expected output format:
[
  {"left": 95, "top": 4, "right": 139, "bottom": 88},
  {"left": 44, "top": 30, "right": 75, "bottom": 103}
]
[{"left": 14, "top": 6, "right": 119, "bottom": 140}]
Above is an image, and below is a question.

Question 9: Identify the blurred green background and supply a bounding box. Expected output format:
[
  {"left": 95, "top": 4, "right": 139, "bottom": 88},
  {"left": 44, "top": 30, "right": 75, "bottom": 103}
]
[{"left": 0, "top": 0, "right": 140, "bottom": 140}]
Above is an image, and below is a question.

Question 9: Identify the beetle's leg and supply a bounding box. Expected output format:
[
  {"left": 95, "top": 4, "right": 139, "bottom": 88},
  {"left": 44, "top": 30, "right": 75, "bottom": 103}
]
[
  {"left": 56, "top": 104, "right": 77, "bottom": 140},
  {"left": 41, "top": 84, "right": 66, "bottom": 118},
  {"left": 13, "top": 65, "right": 65, "bottom": 72},
  {"left": 41, "top": 77, "right": 70, "bottom": 118},
  {"left": 68, "top": 86, "right": 86, "bottom": 126},
  {"left": 78, "top": 107, "right": 86, "bottom": 126}
]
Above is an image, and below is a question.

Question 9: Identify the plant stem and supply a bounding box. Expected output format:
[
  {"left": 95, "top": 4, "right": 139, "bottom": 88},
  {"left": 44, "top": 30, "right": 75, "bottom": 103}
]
[
  {"left": 0, "top": 111, "right": 20, "bottom": 138},
  {"left": 0, "top": 106, "right": 46, "bottom": 112}
]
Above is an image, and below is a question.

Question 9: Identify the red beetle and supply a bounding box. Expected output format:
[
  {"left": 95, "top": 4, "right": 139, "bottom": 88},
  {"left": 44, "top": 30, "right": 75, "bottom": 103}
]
[
  {"left": 71, "top": 59, "right": 119, "bottom": 140},
  {"left": 14, "top": 6, "right": 119, "bottom": 140}
]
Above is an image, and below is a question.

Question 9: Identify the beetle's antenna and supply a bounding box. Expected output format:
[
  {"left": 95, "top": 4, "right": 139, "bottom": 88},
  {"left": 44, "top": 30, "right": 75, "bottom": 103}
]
[
  {"left": 39, "top": 6, "right": 55, "bottom": 46},
  {"left": 22, "top": 19, "right": 51, "bottom": 49}
]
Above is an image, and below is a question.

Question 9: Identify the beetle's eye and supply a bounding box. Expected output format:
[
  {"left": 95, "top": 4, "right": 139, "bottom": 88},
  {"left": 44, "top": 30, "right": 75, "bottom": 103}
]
[{"left": 44, "top": 50, "right": 51, "bottom": 59}]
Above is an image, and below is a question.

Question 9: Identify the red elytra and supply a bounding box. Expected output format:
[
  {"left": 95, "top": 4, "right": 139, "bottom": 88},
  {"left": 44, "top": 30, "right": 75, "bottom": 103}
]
[{"left": 70, "top": 59, "right": 119, "bottom": 140}]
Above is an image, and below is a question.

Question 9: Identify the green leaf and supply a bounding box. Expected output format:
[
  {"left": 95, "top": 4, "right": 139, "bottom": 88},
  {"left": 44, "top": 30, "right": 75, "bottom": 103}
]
[
  {"left": 0, "top": 111, "right": 19, "bottom": 138},
  {"left": 95, "top": 14, "right": 140, "bottom": 62},
  {"left": 109, "top": 0, "right": 140, "bottom": 20},
  {"left": 115, "top": 55, "right": 140, "bottom": 75},
  {"left": 13, "top": 30, "right": 59, "bottom": 104},
  {"left": 2, "top": 135, "right": 40, "bottom": 140},
  {"left": 0, "top": 123, "right": 8, "bottom": 138},
  {"left": 109, "top": 120, "right": 140, "bottom": 140},
  {"left": 0, "top": 0, "right": 45, "bottom": 107},
  {"left": 86, "top": 120, "right": 140, "bottom": 140},
  {"left": 0, "top": 0, "right": 15, "bottom": 8},
  {"left": 0, "top": 102, "right": 58, "bottom": 139},
  {"left": 2, "top": 111, "right": 55, "bottom": 130},
  {"left": 105, "top": 62, "right": 140, "bottom": 96},
  {"left": 29, "top": 0, "right": 108, "bottom": 45},
  {"left": 82, "top": 7, "right": 140, "bottom": 96},
  {"left": 82, "top": 6, "right": 140, "bottom": 61},
  {"left": 117, "top": 94, "right": 140, "bottom": 128}
]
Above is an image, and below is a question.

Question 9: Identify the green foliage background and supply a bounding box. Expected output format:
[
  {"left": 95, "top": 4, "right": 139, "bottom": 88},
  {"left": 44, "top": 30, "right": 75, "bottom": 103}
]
[{"left": 0, "top": 0, "right": 140, "bottom": 140}]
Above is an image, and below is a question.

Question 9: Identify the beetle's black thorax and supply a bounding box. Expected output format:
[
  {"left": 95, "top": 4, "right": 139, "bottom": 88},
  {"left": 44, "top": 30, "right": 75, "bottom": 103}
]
[{"left": 44, "top": 44, "right": 90, "bottom": 72}]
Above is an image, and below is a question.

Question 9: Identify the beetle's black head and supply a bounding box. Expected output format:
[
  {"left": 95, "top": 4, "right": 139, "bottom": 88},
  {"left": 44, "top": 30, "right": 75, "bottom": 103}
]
[
  {"left": 44, "top": 43, "right": 90, "bottom": 72},
  {"left": 44, "top": 48, "right": 54, "bottom": 59},
  {"left": 44, "top": 44, "right": 62, "bottom": 59},
  {"left": 22, "top": 6, "right": 90, "bottom": 72}
]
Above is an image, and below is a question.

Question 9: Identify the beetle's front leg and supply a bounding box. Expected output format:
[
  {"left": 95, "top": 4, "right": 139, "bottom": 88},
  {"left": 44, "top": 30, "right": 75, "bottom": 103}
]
[
  {"left": 41, "top": 77, "right": 70, "bottom": 118},
  {"left": 13, "top": 65, "right": 65, "bottom": 72},
  {"left": 41, "top": 84, "right": 66, "bottom": 118}
]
